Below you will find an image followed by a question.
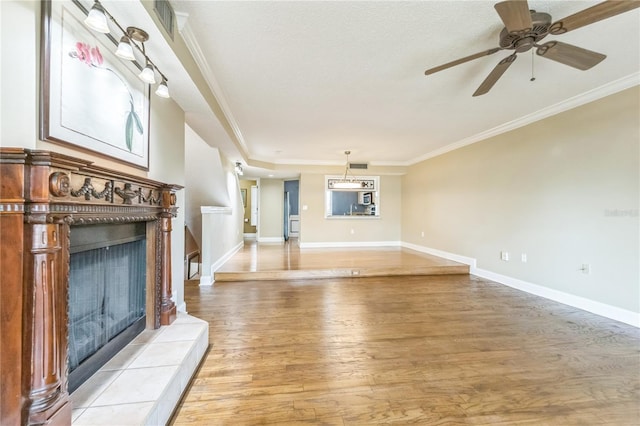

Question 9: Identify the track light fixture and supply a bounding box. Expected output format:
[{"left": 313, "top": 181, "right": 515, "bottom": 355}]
[
  {"left": 83, "top": 0, "right": 170, "bottom": 98},
  {"left": 235, "top": 162, "right": 244, "bottom": 175}
]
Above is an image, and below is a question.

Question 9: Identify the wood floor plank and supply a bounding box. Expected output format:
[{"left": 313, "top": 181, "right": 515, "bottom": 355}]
[
  {"left": 214, "top": 241, "right": 469, "bottom": 281},
  {"left": 171, "top": 244, "right": 639, "bottom": 425}
]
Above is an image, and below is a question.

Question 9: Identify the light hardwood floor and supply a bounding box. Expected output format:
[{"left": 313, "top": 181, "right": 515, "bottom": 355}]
[
  {"left": 171, "top": 242, "right": 640, "bottom": 425},
  {"left": 214, "top": 241, "right": 469, "bottom": 281}
]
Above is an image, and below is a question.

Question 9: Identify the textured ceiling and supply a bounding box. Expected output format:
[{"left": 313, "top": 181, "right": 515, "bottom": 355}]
[{"left": 165, "top": 0, "right": 639, "bottom": 176}]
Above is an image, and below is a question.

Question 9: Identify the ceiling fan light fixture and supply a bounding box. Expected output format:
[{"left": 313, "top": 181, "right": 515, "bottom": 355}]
[{"left": 424, "top": 0, "right": 640, "bottom": 96}]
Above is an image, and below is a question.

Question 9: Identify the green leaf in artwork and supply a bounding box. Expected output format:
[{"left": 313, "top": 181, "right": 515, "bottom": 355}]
[
  {"left": 132, "top": 111, "right": 143, "bottom": 134},
  {"left": 125, "top": 112, "right": 133, "bottom": 152},
  {"left": 129, "top": 101, "right": 143, "bottom": 135}
]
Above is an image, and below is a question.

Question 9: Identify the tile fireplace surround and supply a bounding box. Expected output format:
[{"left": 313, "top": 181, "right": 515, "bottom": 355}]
[
  {"left": 71, "top": 313, "right": 208, "bottom": 425},
  {"left": 0, "top": 148, "right": 207, "bottom": 425}
]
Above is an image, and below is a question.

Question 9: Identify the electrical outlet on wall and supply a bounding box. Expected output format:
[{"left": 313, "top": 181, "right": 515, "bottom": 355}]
[
  {"left": 500, "top": 251, "right": 509, "bottom": 261},
  {"left": 581, "top": 263, "right": 591, "bottom": 274},
  {"left": 521, "top": 253, "right": 527, "bottom": 263}
]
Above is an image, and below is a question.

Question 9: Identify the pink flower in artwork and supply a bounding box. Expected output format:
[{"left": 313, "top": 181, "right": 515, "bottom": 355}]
[
  {"left": 91, "top": 46, "right": 103, "bottom": 66},
  {"left": 75, "top": 42, "right": 92, "bottom": 65},
  {"left": 71, "top": 42, "right": 103, "bottom": 66}
]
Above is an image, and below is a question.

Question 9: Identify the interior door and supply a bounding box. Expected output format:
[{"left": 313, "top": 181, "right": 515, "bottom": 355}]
[
  {"left": 250, "top": 185, "right": 258, "bottom": 226},
  {"left": 283, "top": 191, "right": 290, "bottom": 241}
]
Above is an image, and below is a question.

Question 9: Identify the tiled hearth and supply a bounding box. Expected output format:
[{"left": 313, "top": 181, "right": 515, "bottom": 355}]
[{"left": 71, "top": 313, "right": 208, "bottom": 425}]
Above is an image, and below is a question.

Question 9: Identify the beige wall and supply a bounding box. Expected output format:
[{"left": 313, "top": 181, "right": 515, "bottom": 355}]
[
  {"left": 147, "top": 95, "right": 186, "bottom": 311},
  {"left": 184, "top": 125, "right": 230, "bottom": 250},
  {"left": 184, "top": 126, "right": 244, "bottom": 283},
  {"left": 259, "top": 179, "right": 284, "bottom": 241},
  {"left": 402, "top": 86, "right": 639, "bottom": 314},
  {"left": 299, "top": 173, "right": 402, "bottom": 245},
  {"left": 1, "top": 0, "right": 38, "bottom": 148}
]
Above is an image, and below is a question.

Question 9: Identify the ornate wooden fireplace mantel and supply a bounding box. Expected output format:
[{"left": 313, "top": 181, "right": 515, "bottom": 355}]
[{"left": 0, "top": 148, "right": 182, "bottom": 425}]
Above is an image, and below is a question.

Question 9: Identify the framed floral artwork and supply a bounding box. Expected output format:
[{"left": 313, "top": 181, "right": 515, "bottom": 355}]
[{"left": 41, "top": 0, "right": 150, "bottom": 169}]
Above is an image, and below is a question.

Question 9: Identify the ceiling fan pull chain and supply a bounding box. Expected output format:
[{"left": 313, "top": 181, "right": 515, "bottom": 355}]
[{"left": 530, "top": 50, "right": 536, "bottom": 82}]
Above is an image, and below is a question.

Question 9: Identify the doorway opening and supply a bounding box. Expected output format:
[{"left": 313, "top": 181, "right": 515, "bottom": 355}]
[
  {"left": 284, "top": 180, "right": 299, "bottom": 240},
  {"left": 240, "top": 179, "right": 258, "bottom": 239}
]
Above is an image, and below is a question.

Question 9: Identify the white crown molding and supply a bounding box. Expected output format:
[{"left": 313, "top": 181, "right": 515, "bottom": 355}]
[
  {"left": 178, "top": 17, "right": 249, "bottom": 156},
  {"left": 175, "top": 7, "right": 637, "bottom": 171},
  {"left": 174, "top": 11, "right": 189, "bottom": 32},
  {"left": 409, "top": 73, "right": 640, "bottom": 166},
  {"left": 247, "top": 74, "right": 639, "bottom": 169}
]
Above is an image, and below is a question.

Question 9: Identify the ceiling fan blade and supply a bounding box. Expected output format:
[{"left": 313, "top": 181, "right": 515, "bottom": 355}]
[
  {"left": 472, "top": 53, "right": 517, "bottom": 97},
  {"left": 494, "top": 0, "right": 533, "bottom": 34},
  {"left": 424, "top": 48, "right": 502, "bottom": 75},
  {"left": 536, "top": 41, "right": 606, "bottom": 70},
  {"left": 550, "top": 0, "right": 640, "bottom": 35}
]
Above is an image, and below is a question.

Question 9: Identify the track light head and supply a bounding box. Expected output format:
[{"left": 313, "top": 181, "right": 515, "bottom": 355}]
[
  {"left": 115, "top": 36, "right": 135, "bottom": 60},
  {"left": 84, "top": 1, "right": 109, "bottom": 33},
  {"left": 139, "top": 62, "right": 156, "bottom": 84},
  {"left": 155, "top": 77, "right": 170, "bottom": 98}
]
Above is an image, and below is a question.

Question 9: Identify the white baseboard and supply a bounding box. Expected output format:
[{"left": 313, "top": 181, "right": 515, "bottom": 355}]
[
  {"left": 200, "top": 240, "right": 244, "bottom": 286},
  {"left": 403, "top": 242, "right": 639, "bottom": 328},
  {"left": 402, "top": 242, "right": 477, "bottom": 268},
  {"left": 199, "top": 275, "right": 213, "bottom": 286},
  {"left": 243, "top": 233, "right": 257, "bottom": 239},
  {"left": 473, "top": 267, "right": 640, "bottom": 328},
  {"left": 257, "top": 236, "right": 285, "bottom": 243},
  {"left": 299, "top": 240, "right": 401, "bottom": 249}
]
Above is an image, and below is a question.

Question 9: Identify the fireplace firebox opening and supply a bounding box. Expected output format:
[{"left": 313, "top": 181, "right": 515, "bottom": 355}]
[{"left": 68, "top": 222, "right": 147, "bottom": 393}]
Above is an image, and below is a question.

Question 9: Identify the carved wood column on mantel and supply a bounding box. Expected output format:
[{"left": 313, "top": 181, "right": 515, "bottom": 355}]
[
  {"left": 160, "top": 188, "right": 178, "bottom": 325},
  {"left": 0, "top": 148, "right": 182, "bottom": 425}
]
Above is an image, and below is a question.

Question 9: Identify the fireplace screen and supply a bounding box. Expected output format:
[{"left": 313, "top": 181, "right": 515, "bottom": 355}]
[{"left": 68, "top": 223, "right": 146, "bottom": 391}]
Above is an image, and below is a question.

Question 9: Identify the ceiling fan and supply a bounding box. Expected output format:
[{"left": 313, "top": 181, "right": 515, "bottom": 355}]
[{"left": 424, "top": 0, "right": 640, "bottom": 96}]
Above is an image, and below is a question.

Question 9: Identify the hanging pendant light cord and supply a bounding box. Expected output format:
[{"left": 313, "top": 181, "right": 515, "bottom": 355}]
[
  {"left": 343, "top": 151, "right": 351, "bottom": 180},
  {"left": 530, "top": 50, "right": 536, "bottom": 82}
]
